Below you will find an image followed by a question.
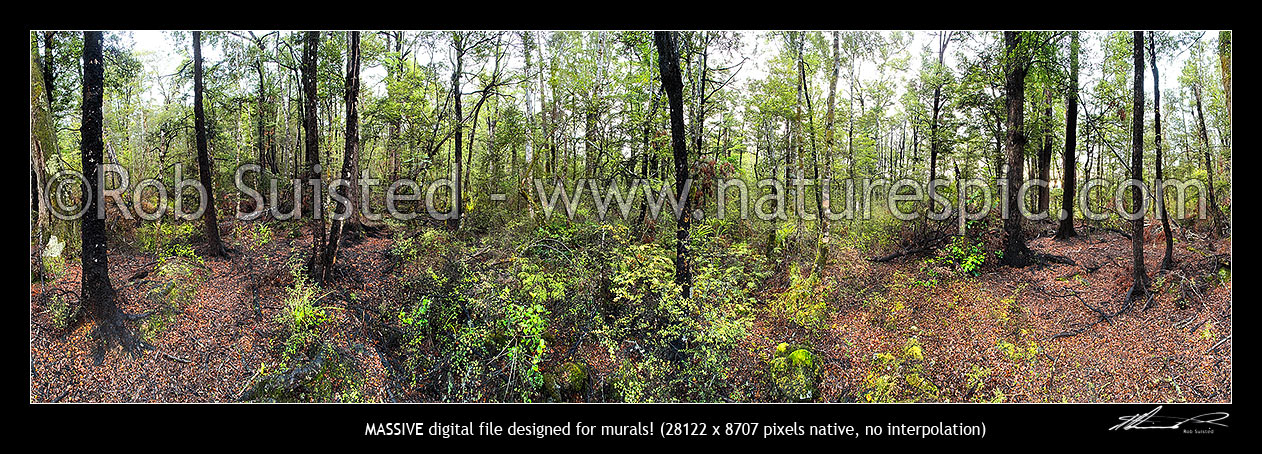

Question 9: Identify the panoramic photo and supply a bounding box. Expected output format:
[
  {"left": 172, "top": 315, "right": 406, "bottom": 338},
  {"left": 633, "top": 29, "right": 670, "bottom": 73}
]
[{"left": 29, "top": 30, "right": 1231, "bottom": 405}]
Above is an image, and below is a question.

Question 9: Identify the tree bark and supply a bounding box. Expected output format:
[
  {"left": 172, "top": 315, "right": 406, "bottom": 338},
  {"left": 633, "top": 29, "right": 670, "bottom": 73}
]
[
  {"left": 450, "top": 32, "right": 465, "bottom": 230},
  {"left": 31, "top": 47, "right": 55, "bottom": 238},
  {"left": 1036, "top": 87, "right": 1053, "bottom": 216},
  {"left": 301, "top": 31, "right": 325, "bottom": 278},
  {"left": 80, "top": 31, "right": 123, "bottom": 342},
  {"left": 1218, "top": 31, "right": 1231, "bottom": 130},
  {"left": 1129, "top": 32, "right": 1149, "bottom": 290},
  {"left": 193, "top": 31, "right": 227, "bottom": 257},
  {"left": 1148, "top": 32, "right": 1172, "bottom": 269},
  {"left": 1001, "top": 31, "right": 1033, "bottom": 267},
  {"left": 655, "top": 31, "right": 692, "bottom": 298},
  {"left": 319, "top": 31, "right": 360, "bottom": 284},
  {"left": 820, "top": 31, "right": 840, "bottom": 265},
  {"left": 1055, "top": 32, "right": 1079, "bottom": 240},
  {"left": 1192, "top": 83, "right": 1223, "bottom": 225}
]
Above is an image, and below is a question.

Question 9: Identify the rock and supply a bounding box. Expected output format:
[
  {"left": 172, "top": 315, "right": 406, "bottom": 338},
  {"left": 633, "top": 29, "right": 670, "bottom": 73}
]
[{"left": 769, "top": 345, "right": 818, "bottom": 402}]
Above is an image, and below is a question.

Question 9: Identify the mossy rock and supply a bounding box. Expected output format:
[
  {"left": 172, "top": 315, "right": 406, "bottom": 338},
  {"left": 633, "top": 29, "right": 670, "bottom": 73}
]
[
  {"left": 541, "top": 373, "right": 560, "bottom": 402},
  {"left": 540, "top": 362, "right": 589, "bottom": 401},
  {"left": 768, "top": 347, "right": 818, "bottom": 402},
  {"left": 788, "top": 349, "right": 814, "bottom": 368},
  {"left": 775, "top": 342, "right": 791, "bottom": 357},
  {"left": 557, "top": 362, "right": 588, "bottom": 393}
]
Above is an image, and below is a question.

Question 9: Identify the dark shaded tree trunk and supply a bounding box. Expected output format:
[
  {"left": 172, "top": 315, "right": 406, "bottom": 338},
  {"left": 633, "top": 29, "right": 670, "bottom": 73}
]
[
  {"left": 193, "top": 32, "right": 227, "bottom": 257},
  {"left": 1001, "top": 31, "right": 1034, "bottom": 267},
  {"left": 1148, "top": 33, "right": 1172, "bottom": 270},
  {"left": 1036, "top": 88, "right": 1053, "bottom": 216},
  {"left": 655, "top": 31, "right": 692, "bottom": 298},
  {"left": 928, "top": 32, "right": 950, "bottom": 212},
  {"left": 319, "top": 31, "right": 360, "bottom": 284},
  {"left": 81, "top": 31, "right": 131, "bottom": 356},
  {"left": 1129, "top": 32, "right": 1149, "bottom": 290},
  {"left": 1055, "top": 32, "right": 1080, "bottom": 240},
  {"left": 301, "top": 31, "right": 326, "bottom": 278}
]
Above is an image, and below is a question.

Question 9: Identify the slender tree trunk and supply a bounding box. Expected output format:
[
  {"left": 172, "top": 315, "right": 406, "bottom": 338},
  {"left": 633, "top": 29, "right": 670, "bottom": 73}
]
[
  {"left": 302, "top": 31, "right": 325, "bottom": 277},
  {"left": 319, "top": 31, "right": 360, "bottom": 284},
  {"left": 1129, "top": 32, "right": 1149, "bottom": 291},
  {"left": 1002, "top": 31, "right": 1034, "bottom": 267},
  {"left": 1192, "top": 83, "right": 1224, "bottom": 225},
  {"left": 1037, "top": 88, "right": 1053, "bottom": 215},
  {"left": 193, "top": 32, "right": 227, "bottom": 257},
  {"left": 821, "top": 31, "right": 840, "bottom": 263},
  {"left": 655, "top": 31, "right": 692, "bottom": 298},
  {"left": 928, "top": 32, "right": 949, "bottom": 212},
  {"left": 1148, "top": 33, "right": 1172, "bottom": 269},
  {"left": 451, "top": 32, "right": 465, "bottom": 230},
  {"left": 1055, "top": 32, "right": 1079, "bottom": 240}
]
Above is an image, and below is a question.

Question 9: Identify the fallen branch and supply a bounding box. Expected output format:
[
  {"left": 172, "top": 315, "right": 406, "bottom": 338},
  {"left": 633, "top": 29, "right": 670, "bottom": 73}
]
[
  {"left": 1207, "top": 335, "right": 1231, "bottom": 355},
  {"left": 868, "top": 234, "right": 954, "bottom": 262}
]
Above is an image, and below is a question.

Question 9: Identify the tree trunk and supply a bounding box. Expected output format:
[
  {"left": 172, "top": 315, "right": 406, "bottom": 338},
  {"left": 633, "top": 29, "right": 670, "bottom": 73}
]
[
  {"left": 655, "top": 31, "right": 692, "bottom": 298},
  {"left": 1036, "top": 88, "right": 1053, "bottom": 216},
  {"left": 821, "top": 31, "right": 840, "bottom": 264},
  {"left": 1218, "top": 31, "right": 1231, "bottom": 130},
  {"left": 928, "top": 32, "right": 949, "bottom": 212},
  {"left": 30, "top": 48, "right": 55, "bottom": 239},
  {"left": 1129, "top": 32, "right": 1149, "bottom": 290},
  {"left": 1148, "top": 33, "right": 1172, "bottom": 269},
  {"left": 319, "top": 31, "right": 360, "bottom": 284},
  {"left": 1192, "top": 83, "right": 1224, "bottom": 225},
  {"left": 1001, "top": 31, "right": 1033, "bottom": 267},
  {"left": 301, "top": 31, "right": 325, "bottom": 278},
  {"left": 80, "top": 31, "right": 124, "bottom": 348},
  {"left": 1055, "top": 32, "right": 1079, "bottom": 240},
  {"left": 193, "top": 32, "right": 227, "bottom": 257},
  {"left": 451, "top": 32, "right": 465, "bottom": 230}
]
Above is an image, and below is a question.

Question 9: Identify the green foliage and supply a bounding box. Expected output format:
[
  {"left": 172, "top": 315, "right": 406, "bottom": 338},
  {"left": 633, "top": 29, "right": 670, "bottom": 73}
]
[
  {"left": 768, "top": 345, "right": 819, "bottom": 402},
  {"left": 46, "top": 291, "right": 79, "bottom": 331},
  {"left": 997, "top": 332, "right": 1040, "bottom": 363},
  {"left": 603, "top": 242, "right": 755, "bottom": 402},
  {"left": 860, "top": 336, "right": 939, "bottom": 402},
  {"left": 770, "top": 263, "right": 829, "bottom": 331},
  {"left": 279, "top": 260, "right": 328, "bottom": 357},
  {"left": 139, "top": 247, "right": 206, "bottom": 341},
  {"left": 136, "top": 222, "right": 196, "bottom": 255},
  {"left": 503, "top": 297, "right": 549, "bottom": 401},
  {"left": 237, "top": 222, "right": 272, "bottom": 252},
  {"left": 923, "top": 235, "right": 987, "bottom": 280}
]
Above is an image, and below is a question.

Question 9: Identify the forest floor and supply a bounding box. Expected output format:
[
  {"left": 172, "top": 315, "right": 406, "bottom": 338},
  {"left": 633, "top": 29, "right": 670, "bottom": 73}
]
[{"left": 29, "top": 220, "right": 1231, "bottom": 403}]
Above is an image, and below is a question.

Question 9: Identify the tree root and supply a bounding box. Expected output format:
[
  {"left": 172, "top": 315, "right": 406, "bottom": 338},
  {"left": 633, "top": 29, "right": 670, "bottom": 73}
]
[{"left": 1048, "top": 280, "right": 1149, "bottom": 341}]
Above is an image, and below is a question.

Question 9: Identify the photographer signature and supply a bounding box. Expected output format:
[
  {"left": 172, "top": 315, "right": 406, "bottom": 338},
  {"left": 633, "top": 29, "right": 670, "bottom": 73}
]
[{"left": 1109, "top": 406, "right": 1229, "bottom": 431}]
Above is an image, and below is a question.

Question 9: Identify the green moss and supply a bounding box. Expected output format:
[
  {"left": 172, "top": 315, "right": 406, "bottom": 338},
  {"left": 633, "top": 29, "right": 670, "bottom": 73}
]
[
  {"left": 775, "top": 342, "right": 790, "bottom": 357},
  {"left": 541, "top": 362, "right": 588, "bottom": 401},
  {"left": 558, "top": 362, "right": 588, "bottom": 392},
  {"left": 788, "top": 349, "right": 814, "bottom": 369},
  {"left": 769, "top": 346, "right": 818, "bottom": 402}
]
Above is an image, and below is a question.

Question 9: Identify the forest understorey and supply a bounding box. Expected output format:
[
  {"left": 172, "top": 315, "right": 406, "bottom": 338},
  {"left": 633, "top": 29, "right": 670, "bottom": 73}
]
[{"left": 29, "top": 216, "right": 1231, "bottom": 403}]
